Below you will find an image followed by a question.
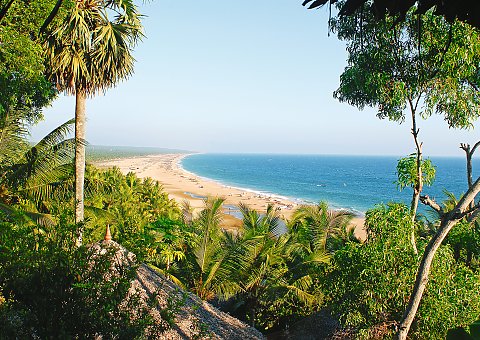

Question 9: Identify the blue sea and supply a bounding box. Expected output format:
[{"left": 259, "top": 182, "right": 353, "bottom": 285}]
[{"left": 181, "top": 154, "right": 480, "bottom": 215}]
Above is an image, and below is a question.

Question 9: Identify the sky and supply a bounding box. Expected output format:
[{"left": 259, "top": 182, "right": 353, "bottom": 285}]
[{"left": 31, "top": 0, "right": 479, "bottom": 156}]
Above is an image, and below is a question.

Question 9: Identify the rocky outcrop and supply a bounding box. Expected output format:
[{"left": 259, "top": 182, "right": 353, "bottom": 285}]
[
  {"left": 135, "top": 264, "right": 263, "bottom": 339},
  {"left": 97, "top": 240, "right": 263, "bottom": 339}
]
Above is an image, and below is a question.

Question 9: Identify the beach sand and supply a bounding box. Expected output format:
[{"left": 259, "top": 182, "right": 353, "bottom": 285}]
[{"left": 95, "top": 154, "right": 366, "bottom": 239}]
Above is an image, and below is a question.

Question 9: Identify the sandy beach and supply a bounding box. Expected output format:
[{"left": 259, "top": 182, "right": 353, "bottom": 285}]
[{"left": 95, "top": 153, "right": 365, "bottom": 238}]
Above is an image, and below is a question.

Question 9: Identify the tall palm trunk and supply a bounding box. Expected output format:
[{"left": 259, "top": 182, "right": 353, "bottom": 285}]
[{"left": 75, "top": 90, "right": 86, "bottom": 246}]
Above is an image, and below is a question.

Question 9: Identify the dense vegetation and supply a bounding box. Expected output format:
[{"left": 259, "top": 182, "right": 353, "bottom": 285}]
[
  {"left": 85, "top": 145, "right": 188, "bottom": 162},
  {"left": 1, "top": 0, "right": 480, "bottom": 338}
]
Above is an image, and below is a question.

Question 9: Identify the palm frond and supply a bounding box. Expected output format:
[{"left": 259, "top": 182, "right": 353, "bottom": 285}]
[
  {"left": 7, "top": 120, "right": 76, "bottom": 191},
  {"left": 305, "top": 249, "right": 331, "bottom": 265},
  {"left": 285, "top": 275, "right": 318, "bottom": 306},
  {"left": 147, "top": 263, "right": 187, "bottom": 290},
  {"left": 289, "top": 201, "right": 353, "bottom": 253},
  {"left": 0, "top": 202, "right": 55, "bottom": 227},
  {"left": 0, "top": 111, "right": 29, "bottom": 166},
  {"left": 44, "top": 0, "right": 143, "bottom": 94},
  {"left": 194, "top": 197, "right": 225, "bottom": 273}
]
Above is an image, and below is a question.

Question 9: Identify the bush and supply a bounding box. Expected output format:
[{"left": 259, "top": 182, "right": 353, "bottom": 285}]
[
  {"left": 0, "top": 220, "right": 164, "bottom": 338},
  {"left": 324, "top": 203, "right": 480, "bottom": 339}
]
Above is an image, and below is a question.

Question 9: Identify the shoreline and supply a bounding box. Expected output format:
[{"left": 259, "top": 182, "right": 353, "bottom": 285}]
[
  {"left": 95, "top": 153, "right": 366, "bottom": 238},
  {"left": 179, "top": 155, "right": 308, "bottom": 208}
]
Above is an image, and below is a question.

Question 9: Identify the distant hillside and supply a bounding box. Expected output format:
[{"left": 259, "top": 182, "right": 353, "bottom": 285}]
[{"left": 86, "top": 145, "right": 191, "bottom": 161}]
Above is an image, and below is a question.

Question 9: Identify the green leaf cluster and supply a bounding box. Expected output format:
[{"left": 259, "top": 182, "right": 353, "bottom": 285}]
[
  {"left": 323, "top": 203, "right": 480, "bottom": 338},
  {"left": 153, "top": 201, "right": 353, "bottom": 332},
  {"left": 331, "top": 2, "right": 480, "bottom": 129},
  {"left": 78, "top": 166, "right": 181, "bottom": 254},
  {"left": 396, "top": 154, "right": 436, "bottom": 191},
  {"left": 0, "top": 0, "right": 69, "bottom": 122},
  {"left": 0, "top": 112, "right": 75, "bottom": 214},
  {"left": 0, "top": 220, "right": 164, "bottom": 338}
]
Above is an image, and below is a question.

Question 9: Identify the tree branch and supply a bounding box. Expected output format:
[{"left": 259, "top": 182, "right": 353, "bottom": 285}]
[
  {"left": 39, "top": 0, "right": 64, "bottom": 34},
  {"left": 458, "top": 201, "right": 480, "bottom": 219},
  {"left": 460, "top": 140, "right": 480, "bottom": 198},
  {"left": 430, "top": 24, "right": 453, "bottom": 79},
  {"left": 0, "top": 0, "right": 14, "bottom": 23},
  {"left": 420, "top": 195, "right": 442, "bottom": 214},
  {"left": 460, "top": 143, "right": 470, "bottom": 153},
  {"left": 471, "top": 140, "right": 480, "bottom": 155},
  {"left": 398, "top": 176, "right": 480, "bottom": 339},
  {"left": 467, "top": 207, "right": 480, "bottom": 223}
]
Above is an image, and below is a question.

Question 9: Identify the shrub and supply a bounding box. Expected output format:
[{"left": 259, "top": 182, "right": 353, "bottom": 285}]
[
  {"left": 324, "top": 203, "right": 480, "bottom": 339},
  {"left": 0, "top": 220, "right": 164, "bottom": 338}
]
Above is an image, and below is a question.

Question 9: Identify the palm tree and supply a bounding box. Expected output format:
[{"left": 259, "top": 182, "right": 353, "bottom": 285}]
[
  {"left": 0, "top": 112, "right": 75, "bottom": 203},
  {"left": 0, "top": 111, "right": 28, "bottom": 170},
  {"left": 8, "top": 120, "right": 75, "bottom": 206},
  {"left": 43, "top": 0, "right": 143, "bottom": 244},
  {"left": 289, "top": 201, "right": 354, "bottom": 253},
  {"left": 0, "top": 111, "right": 75, "bottom": 225},
  {"left": 228, "top": 203, "right": 328, "bottom": 328},
  {"left": 191, "top": 197, "right": 225, "bottom": 299},
  {"left": 173, "top": 197, "right": 246, "bottom": 300},
  {"left": 239, "top": 202, "right": 281, "bottom": 237}
]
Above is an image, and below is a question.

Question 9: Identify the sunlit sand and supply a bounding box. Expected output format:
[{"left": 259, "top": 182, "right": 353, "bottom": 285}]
[{"left": 96, "top": 153, "right": 365, "bottom": 238}]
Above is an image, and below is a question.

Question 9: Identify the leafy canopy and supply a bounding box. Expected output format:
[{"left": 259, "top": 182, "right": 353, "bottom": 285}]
[
  {"left": 324, "top": 203, "right": 480, "bottom": 338},
  {"left": 331, "top": 3, "right": 480, "bottom": 128},
  {"left": 44, "top": 0, "right": 143, "bottom": 95},
  {"left": 0, "top": 0, "right": 67, "bottom": 122},
  {"left": 396, "top": 154, "right": 436, "bottom": 191}
]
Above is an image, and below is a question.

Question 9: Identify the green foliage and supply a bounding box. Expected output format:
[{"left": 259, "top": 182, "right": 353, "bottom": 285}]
[
  {"left": 44, "top": 0, "right": 143, "bottom": 95},
  {"left": 172, "top": 197, "right": 239, "bottom": 301},
  {"left": 289, "top": 201, "right": 355, "bottom": 252},
  {"left": 0, "top": 219, "right": 164, "bottom": 338},
  {"left": 444, "top": 220, "right": 480, "bottom": 269},
  {"left": 0, "top": 111, "right": 29, "bottom": 171},
  {"left": 0, "top": 0, "right": 65, "bottom": 122},
  {"left": 331, "top": 3, "right": 480, "bottom": 129},
  {"left": 396, "top": 155, "right": 436, "bottom": 191},
  {"left": 162, "top": 201, "right": 347, "bottom": 332},
  {"left": 325, "top": 203, "right": 416, "bottom": 337},
  {"left": 324, "top": 203, "right": 480, "bottom": 338},
  {"left": 0, "top": 114, "right": 75, "bottom": 214},
  {"left": 145, "top": 218, "right": 188, "bottom": 271},
  {"left": 447, "top": 319, "right": 480, "bottom": 340},
  {"left": 80, "top": 166, "right": 181, "bottom": 255}
]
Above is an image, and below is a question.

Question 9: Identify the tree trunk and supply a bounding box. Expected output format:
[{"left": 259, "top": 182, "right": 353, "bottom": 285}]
[
  {"left": 40, "top": 0, "right": 64, "bottom": 34},
  {"left": 397, "top": 218, "right": 456, "bottom": 340},
  {"left": 75, "top": 91, "right": 86, "bottom": 246},
  {"left": 397, "top": 176, "right": 480, "bottom": 339},
  {"left": 461, "top": 141, "right": 480, "bottom": 211},
  {"left": 410, "top": 129, "right": 422, "bottom": 255},
  {"left": 407, "top": 99, "right": 422, "bottom": 255},
  {"left": 409, "top": 155, "right": 421, "bottom": 255},
  {"left": 0, "top": 0, "right": 15, "bottom": 23},
  {"left": 410, "top": 191, "right": 419, "bottom": 255}
]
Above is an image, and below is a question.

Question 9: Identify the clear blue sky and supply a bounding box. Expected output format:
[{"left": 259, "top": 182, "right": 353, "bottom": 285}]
[{"left": 31, "top": 1, "right": 478, "bottom": 156}]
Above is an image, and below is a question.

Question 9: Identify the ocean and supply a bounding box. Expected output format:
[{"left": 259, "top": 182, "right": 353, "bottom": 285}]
[{"left": 181, "top": 154, "right": 480, "bottom": 215}]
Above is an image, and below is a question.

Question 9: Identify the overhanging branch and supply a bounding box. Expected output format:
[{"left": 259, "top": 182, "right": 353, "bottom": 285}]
[
  {"left": 420, "top": 195, "right": 442, "bottom": 214},
  {"left": 0, "top": 0, "right": 14, "bottom": 23},
  {"left": 40, "top": 0, "right": 64, "bottom": 34}
]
